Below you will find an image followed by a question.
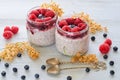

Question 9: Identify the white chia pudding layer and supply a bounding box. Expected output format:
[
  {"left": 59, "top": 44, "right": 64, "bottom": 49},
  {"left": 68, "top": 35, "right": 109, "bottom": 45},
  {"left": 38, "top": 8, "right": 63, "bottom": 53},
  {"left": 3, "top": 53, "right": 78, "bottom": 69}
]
[
  {"left": 27, "top": 27, "right": 55, "bottom": 46},
  {"left": 55, "top": 31, "right": 89, "bottom": 56}
]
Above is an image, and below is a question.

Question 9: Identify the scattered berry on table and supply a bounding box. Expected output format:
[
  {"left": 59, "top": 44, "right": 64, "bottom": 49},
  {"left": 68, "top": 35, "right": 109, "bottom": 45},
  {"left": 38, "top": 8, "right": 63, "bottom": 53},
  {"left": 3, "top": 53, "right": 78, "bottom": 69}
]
[
  {"left": 99, "top": 43, "right": 110, "bottom": 54},
  {"left": 110, "top": 70, "right": 115, "bottom": 75},
  {"left": 34, "top": 73, "right": 39, "bottom": 79},
  {"left": 103, "top": 33, "right": 107, "bottom": 38},
  {"left": 41, "top": 65, "right": 46, "bottom": 70},
  {"left": 85, "top": 67, "right": 90, "bottom": 73},
  {"left": 1, "top": 71, "right": 6, "bottom": 77},
  {"left": 24, "top": 65, "right": 29, "bottom": 70},
  {"left": 67, "top": 76, "right": 72, "bottom": 80},
  {"left": 13, "top": 67, "right": 18, "bottom": 72},
  {"left": 91, "top": 36, "right": 95, "bottom": 41},
  {"left": 21, "top": 75, "right": 26, "bottom": 80},
  {"left": 4, "top": 63, "right": 9, "bottom": 68},
  {"left": 103, "top": 55, "right": 108, "bottom": 59},
  {"left": 17, "top": 53, "right": 22, "bottom": 57},
  {"left": 113, "top": 46, "right": 118, "bottom": 52},
  {"left": 104, "top": 38, "right": 112, "bottom": 46},
  {"left": 11, "top": 26, "right": 19, "bottom": 34},
  {"left": 4, "top": 26, "right": 11, "bottom": 32},
  {"left": 3, "top": 31, "right": 13, "bottom": 39},
  {"left": 109, "top": 61, "right": 114, "bottom": 66}
]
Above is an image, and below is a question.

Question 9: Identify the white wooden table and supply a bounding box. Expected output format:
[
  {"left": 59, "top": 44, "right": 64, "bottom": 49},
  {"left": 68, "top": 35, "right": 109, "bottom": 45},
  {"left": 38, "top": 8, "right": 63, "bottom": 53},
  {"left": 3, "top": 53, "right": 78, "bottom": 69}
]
[{"left": 0, "top": 0, "right": 120, "bottom": 80}]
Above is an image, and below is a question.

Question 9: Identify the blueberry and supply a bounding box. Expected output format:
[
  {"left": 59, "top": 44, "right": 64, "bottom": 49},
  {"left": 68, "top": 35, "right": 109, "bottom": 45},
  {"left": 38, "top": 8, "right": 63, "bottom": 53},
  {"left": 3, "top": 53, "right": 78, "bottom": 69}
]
[
  {"left": 4, "top": 63, "right": 9, "bottom": 68},
  {"left": 110, "top": 70, "right": 115, "bottom": 75},
  {"left": 70, "top": 25, "right": 75, "bottom": 28},
  {"left": 21, "top": 75, "right": 26, "bottom": 80},
  {"left": 109, "top": 61, "right": 114, "bottom": 66},
  {"left": 103, "top": 55, "right": 108, "bottom": 59},
  {"left": 103, "top": 33, "right": 107, "bottom": 38},
  {"left": 13, "top": 67, "right": 18, "bottom": 72},
  {"left": 17, "top": 53, "right": 22, "bottom": 57},
  {"left": 91, "top": 36, "right": 95, "bottom": 41},
  {"left": 1, "top": 71, "right": 6, "bottom": 77},
  {"left": 24, "top": 65, "right": 29, "bottom": 70},
  {"left": 67, "top": 76, "right": 72, "bottom": 80},
  {"left": 113, "top": 46, "right": 118, "bottom": 52},
  {"left": 35, "top": 73, "right": 39, "bottom": 79},
  {"left": 85, "top": 67, "right": 90, "bottom": 72},
  {"left": 38, "top": 14, "right": 44, "bottom": 19},
  {"left": 41, "top": 65, "right": 46, "bottom": 70}
]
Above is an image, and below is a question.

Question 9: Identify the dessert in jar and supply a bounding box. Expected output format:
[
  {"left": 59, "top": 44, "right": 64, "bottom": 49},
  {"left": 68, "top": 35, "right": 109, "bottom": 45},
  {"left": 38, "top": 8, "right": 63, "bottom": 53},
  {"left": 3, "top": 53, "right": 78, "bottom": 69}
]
[
  {"left": 26, "top": 7, "right": 58, "bottom": 46},
  {"left": 56, "top": 17, "right": 89, "bottom": 56}
]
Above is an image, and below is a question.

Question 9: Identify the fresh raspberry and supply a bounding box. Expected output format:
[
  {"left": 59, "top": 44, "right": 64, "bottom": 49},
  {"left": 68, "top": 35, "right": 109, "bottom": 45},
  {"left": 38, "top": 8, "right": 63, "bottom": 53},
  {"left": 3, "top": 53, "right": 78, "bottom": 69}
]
[
  {"left": 29, "top": 14, "right": 37, "bottom": 21},
  {"left": 62, "top": 25, "right": 71, "bottom": 32},
  {"left": 35, "top": 18, "right": 44, "bottom": 22},
  {"left": 4, "top": 26, "right": 11, "bottom": 32},
  {"left": 11, "top": 26, "right": 19, "bottom": 34},
  {"left": 30, "top": 10, "right": 39, "bottom": 16},
  {"left": 71, "top": 27, "right": 80, "bottom": 32},
  {"left": 99, "top": 43, "right": 110, "bottom": 54},
  {"left": 45, "top": 10, "right": 55, "bottom": 18},
  {"left": 44, "top": 17, "right": 52, "bottom": 21},
  {"left": 78, "top": 23, "right": 87, "bottom": 31},
  {"left": 74, "top": 18, "right": 84, "bottom": 26},
  {"left": 40, "top": 9, "right": 47, "bottom": 15},
  {"left": 3, "top": 31, "right": 13, "bottom": 39},
  {"left": 66, "top": 18, "right": 75, "bottom": 24},
  {"left": 59, "top": 20, "right": 68, "bottom": 27},
  {"left": 104, "top": 38, "right": 112, "bottom": 46}
]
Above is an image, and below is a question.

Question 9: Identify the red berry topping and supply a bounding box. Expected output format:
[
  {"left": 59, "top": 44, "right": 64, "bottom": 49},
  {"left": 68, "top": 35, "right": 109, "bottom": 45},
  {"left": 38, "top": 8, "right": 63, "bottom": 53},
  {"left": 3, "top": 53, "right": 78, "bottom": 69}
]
[
  {"left": 4, "top": 26, "right": 11, "bottom": 32},
  {"left": 44, "top": 17, "right": 52, "bottom": 21},
  {"left": 45, "top": 10, "right": 55, "bottom": 18},
  {"left": 40, "top": 9, "right": 47, "bottom": 15},
  {"left": 78, "top": 23, "right": 87, "bottom": 31},
  {"left": 58, "top": 20, "right": 68, "bottom": 27},
  {"left": 71, "top": 27, "right": 80, "bottom": 32},
  {"left": 11, "top": 26, "right": 19, "bottom": 34},
  {"left": 29, "top": 14, "right": 37, "bottom": 21},
  {"left": 62, "top": 25, "right": 71, "bottom": 32},
  {"left": 104, "top": 38, "right": 112, "bottom": 46},
  {"left": 35, "top": 18, "right": 44, "bottom": 22},
  {"left": 66, "top": 18, "right": 75, "bottom": 24},
  {"left": 74, "top": 18, "right": 84, "bottom": 26},
  {"left": 30, "top": 10, "right": 39, "bottom": 16},
  {"left": 3, "top": 31, "right": 13, "bottom": 39},
  {"left": 99, "top": 43, "right": 110, "bottom": 54}
]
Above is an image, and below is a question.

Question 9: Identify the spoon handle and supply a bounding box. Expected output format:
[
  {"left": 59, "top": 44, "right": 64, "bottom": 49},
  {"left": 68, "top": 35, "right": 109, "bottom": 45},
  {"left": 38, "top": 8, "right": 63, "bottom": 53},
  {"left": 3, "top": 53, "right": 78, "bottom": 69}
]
[{"left": 60, "top": 66, "right": 92, "bottom": 70}]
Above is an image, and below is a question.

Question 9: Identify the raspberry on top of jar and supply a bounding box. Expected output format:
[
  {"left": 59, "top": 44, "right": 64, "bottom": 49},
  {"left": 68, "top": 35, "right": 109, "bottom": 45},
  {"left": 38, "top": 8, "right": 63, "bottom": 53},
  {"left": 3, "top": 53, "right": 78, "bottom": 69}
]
[{"left": 57, "top": 17, "right": 88, "bottom": 39}]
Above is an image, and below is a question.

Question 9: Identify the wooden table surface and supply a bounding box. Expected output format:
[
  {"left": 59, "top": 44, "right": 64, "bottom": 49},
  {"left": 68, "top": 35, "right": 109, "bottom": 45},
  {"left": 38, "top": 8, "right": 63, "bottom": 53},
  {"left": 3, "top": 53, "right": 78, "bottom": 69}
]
[{"left": 0, "top": 0, "right": 120, "bottom": 80}]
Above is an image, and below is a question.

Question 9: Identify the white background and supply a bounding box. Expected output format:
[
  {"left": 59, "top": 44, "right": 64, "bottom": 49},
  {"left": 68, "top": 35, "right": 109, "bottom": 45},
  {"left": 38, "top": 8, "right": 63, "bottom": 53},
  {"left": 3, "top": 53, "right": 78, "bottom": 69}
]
[{"left": 0, "top": 0, "right": 120, "bottom": 80}]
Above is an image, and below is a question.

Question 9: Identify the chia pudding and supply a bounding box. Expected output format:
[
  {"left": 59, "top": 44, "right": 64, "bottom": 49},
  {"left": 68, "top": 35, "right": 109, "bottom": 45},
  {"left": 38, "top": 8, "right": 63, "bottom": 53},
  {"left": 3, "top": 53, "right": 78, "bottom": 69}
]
[
  {"left": 56, "top": 17, "right": 89, "bottom": 56},
  {"left": 26, "top": 7, "right": 58, "bottom": 46}
]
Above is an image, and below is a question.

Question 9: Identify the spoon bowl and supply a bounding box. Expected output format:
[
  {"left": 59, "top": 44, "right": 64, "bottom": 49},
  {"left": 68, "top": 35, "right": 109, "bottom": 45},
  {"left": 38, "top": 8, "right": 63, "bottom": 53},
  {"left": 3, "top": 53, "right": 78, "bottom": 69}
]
[
  {"left": 47, "top": 65, "right": 60, "bottom": 74},
  {"left": 46, "top": 58, "right": 60, "bottom": 65}
]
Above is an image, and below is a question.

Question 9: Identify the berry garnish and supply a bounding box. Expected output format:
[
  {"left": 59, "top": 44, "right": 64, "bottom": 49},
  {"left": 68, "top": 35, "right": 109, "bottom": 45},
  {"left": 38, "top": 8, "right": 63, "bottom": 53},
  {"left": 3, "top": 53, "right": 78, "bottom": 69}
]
[
  {"left": 62, "top": 25, "right": 71, "bottom": 32},
  {"left": 103, "top": 55, "right": 108, "bottom": 59},
  {"left": 70, "top": 25, "right": 75, "bottom": 28},
  {"left": 66, "top": 18, "right": 75, "bottom": 24},
  {"left": 24, "top": 65, "right": 29, "bottom": 70},
  {"left": 104, "top": 38, "right": 112, "bottom": 46},
  {"left": 91, "top": 36, "right": 95, "bottom": 41},
  {"left": 4, "top": 63, "right": 9, "bottom": 68},
  {"left": 30, "top": 10, "right": 39, "bottom": 16},
  {"left": 44, "top": 17, "right": 52, "bottom": 21},
  {"left": 3, "top": 31, "right": 13, "bottom": 39},
  {"left": 11, "top": 26, "right": 19, "bottom": 34},
  {"left": 13, "top": 67, "right": 18, "bottom": 72},
  {"left": 40, "top": 8, "right": 47, "bottom": 15},
  {"left": 109, "top": 61, "right": 114, "bottom": 66},
  {"left": 35, "top": 18, "right": 44, "bottom": 22},
  {"left": 29, "top": 14, "right": 37, "bottom": 21},
  {"left": 59, "top": 19, "right": 68, "bottom": 27},
  {"left": 113, "top": 46, "right": 118, "bottom": 52},
  {"left": 17, "top": 53, "right": 22, "bottom": 57},
  {"left": 41, "top": 65, "right": 46, "bottom": 70},
  {"left": 1, "top": 71, "right": 6, "bottom": 77},
  {"left": 99, "top": 43, "right": 110, "bottom": 54},
  {"left": 74, "top": 18, "right": 84, "bottom": 26},
  {"left": 103, "top": 33, "right": 107, "bottom": 38},
  {"left": 110, "top": 70, "right": 115, "bottom": 75},
  {"left": 85, "top": 67, "right": 90, "bottom": 73},
  {"left": 4, "top": 26, "right": 11, "bottom": 32},
  {"left": 71, "top": 27, "right": 80, "bottom": 32},
  {"left": 45, "top": 10, "right": 55, "bottom": 18},
  {"left": 21, "top": 75, "right": 26, "bottom": 80},
  {"left": 34, "top": 73, "right": 39, "bottom": 79},
  {"left": 78, "top": 23, "right": 86, "bottom": 31},
  {"left": 67, "top": 76, "right": 72, "bottom": 80}
]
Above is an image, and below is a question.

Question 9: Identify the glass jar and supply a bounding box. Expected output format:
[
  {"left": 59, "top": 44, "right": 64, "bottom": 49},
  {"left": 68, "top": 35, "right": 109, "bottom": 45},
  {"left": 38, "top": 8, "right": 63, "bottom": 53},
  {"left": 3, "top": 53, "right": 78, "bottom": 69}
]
[
  {"left": 26, "top": 6, "right": 58, "bottom": 46},
  {"left": 55, "top": 17, "right": 89, "bottom": 56}
]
